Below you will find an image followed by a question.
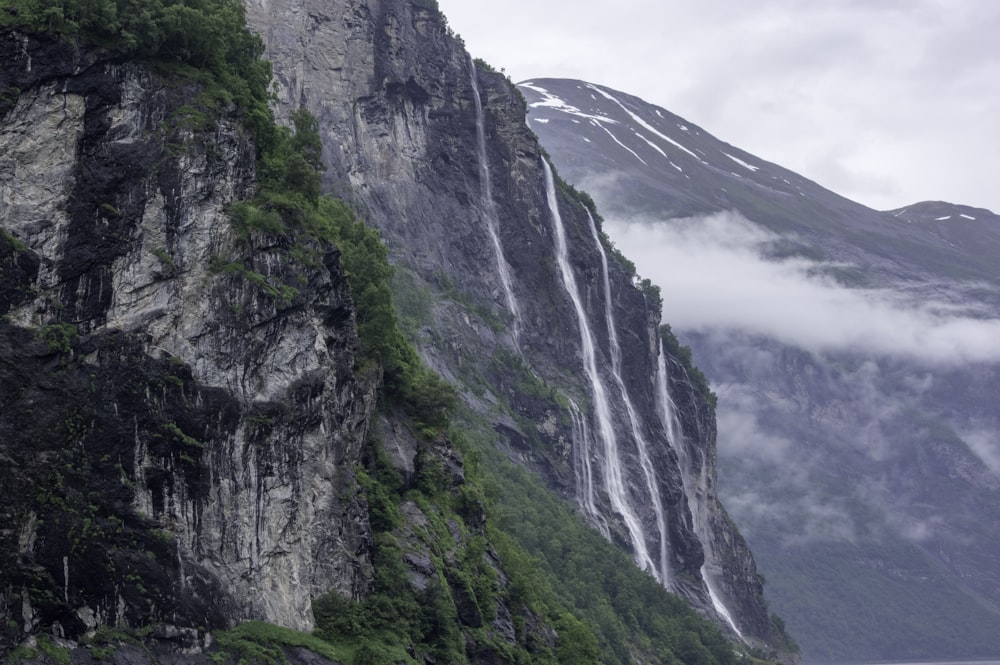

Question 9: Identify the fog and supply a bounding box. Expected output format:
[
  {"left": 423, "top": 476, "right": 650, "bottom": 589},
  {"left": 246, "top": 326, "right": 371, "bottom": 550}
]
[
  {"left": 604, "top": 211, "right": 1000, "bottom": 365},
  {"left": 961, "top": 427, "right": 1000, "bottom": 475}
]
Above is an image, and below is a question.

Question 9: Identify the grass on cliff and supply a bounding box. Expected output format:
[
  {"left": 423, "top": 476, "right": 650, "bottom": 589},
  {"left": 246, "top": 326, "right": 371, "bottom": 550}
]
[
  {"left": 1, "top": 0, "right": 276, "bottom": 150},
  {"left": 661, "top": 324, "right": 717, "bottom": 409},
  {"left": 453, "top": 409, "right": 753, "bottom": 665}
]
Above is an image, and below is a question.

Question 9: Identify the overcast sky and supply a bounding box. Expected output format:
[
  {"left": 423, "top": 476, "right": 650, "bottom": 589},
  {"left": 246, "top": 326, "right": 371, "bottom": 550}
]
[{"left": 436, "top": 0, "right": 1000, "bottom": 214}]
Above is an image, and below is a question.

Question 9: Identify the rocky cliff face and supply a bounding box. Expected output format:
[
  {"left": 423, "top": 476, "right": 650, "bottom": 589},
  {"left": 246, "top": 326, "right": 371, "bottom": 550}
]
[
  {"left": 0, "top": 28, "right": 375, "bottom": 643},
  {"left": 1, "top": 0, "right": 787, "bottom": 657},
  {"left": 243, "top": 0, "right": 778, "bottom": 645}
]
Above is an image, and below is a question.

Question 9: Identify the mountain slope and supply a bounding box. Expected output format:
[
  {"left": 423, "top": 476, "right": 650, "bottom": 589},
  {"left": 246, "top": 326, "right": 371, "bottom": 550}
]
[
  {"left": 242, "top": 0, "right": 791, "bottom": 654},
  {"left": 0, "top": 3, "right": 795, "bottom": 664},
  {"left": 520, "top": 77, "right": 1000, "bottom": 662}
]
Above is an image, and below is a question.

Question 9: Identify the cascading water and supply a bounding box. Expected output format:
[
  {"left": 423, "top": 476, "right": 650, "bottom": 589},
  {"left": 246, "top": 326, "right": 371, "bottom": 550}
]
[
  {"left": 542, "top": 159, "right": 656, "bottom": 575},
  {"left": 655, "top": 339, "right": 745, "bottom": 640},
  {"left": 654, "top": 338, "right": 684, "bottom": 458},
  {"left": 585, "top": 210, "right": 670, "bottom": 586},
  {"left": 568, "top": 398, "right": 610, "bottom": 539},
  {"left": 469, "top": 56, "right": 521, "bottom": 339}
]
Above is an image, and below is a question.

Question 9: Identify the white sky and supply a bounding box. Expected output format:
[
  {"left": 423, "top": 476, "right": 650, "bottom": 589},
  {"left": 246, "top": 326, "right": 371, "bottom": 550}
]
[{"left": 436, "top": 0, "right": 1000, "bottom": 213}]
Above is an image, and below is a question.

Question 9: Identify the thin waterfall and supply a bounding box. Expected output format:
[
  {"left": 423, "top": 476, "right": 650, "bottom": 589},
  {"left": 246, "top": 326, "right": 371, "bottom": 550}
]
[
  {"left": 569, "top": 398, "right": 610, "bottom": 539},
  {"left": 654, "top": 338, "right": 684, "bottom": 454},
  {"left": 655, "top": 338, "right": 745, "bottom": 640},
  {"left": 469, "top": 56, "right": 520, "bottom": 339},
  {"left": 585, "top": 210, "right": 670, "bottom": 586},
  {"left": 542, "top": 159, "right": 656, "bottom": 575}
]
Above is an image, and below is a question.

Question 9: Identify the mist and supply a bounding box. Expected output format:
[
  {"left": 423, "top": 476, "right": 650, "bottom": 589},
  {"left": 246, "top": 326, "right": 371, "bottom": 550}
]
[{"left": 603, "top": 210, "right": 1000, "bottom": 365}]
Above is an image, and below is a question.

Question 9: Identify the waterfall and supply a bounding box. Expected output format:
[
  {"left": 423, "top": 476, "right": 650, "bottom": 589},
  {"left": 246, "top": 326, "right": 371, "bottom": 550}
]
[
  {"left": 569, "top": 398, "right": 610, "bottom": 539},
  {"left": 469, "top": 56, "right": 521, "bottom": 339},
  {"left": 654, "top": 338, "right": 685, "bottom": 455},
  {"left": 655, "top": 339, "right": 745, "bottom": 640},
  {"left": 542, "top": 159, "right": 656, "bottom": 575},
  {"left": 585, "top": 210, "right": 671, "bottom": 586}
]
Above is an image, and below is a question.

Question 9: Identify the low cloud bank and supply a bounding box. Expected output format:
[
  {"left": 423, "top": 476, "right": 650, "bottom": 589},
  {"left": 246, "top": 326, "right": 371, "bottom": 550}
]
[{"left": 605, "top": 211, "right": 1000, "bottom": 365}]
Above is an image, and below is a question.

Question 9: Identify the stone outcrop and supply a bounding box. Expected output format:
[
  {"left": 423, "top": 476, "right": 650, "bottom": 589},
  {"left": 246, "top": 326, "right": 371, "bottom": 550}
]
[{"left": 0, "top": 28, "right": 375, "bottom": 644}]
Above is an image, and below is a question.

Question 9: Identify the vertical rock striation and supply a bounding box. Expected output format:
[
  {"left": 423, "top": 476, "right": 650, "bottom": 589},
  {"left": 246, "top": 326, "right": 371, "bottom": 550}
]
[
  {"left": 0, "top": 28, "right": 376, "bottom": 643},
  {"left": 1, "top": 0, "right": 785, "bottom": 654},
  {"left": 244, "top": 0, "right": 778, "bottom": 645}
]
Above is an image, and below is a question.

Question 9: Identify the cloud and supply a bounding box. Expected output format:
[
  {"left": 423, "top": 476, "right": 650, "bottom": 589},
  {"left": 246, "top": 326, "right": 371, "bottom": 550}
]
[
  {"left": 960, "top": 427, "right": 1000, "bottom": 477},
  {"left": 603, "top": 210, "right": 1000, "bottom": 365},
  {"left": 715, "top": 386, "right": 792, "bottom": 464},
  {"left": 722, "top": 486, "right": 859, "bottom": 546},
  {"left": 713, "top": 380, "right": 862, "bottom": 545}
]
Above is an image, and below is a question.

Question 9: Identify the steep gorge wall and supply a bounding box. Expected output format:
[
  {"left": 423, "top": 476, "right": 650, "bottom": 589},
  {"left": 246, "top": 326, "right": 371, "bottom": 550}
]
[
  {"left": 245, "top": 0, "right": 777, "bottom": 644},
  {"left": 0, "top": 0, "right": 783, "bottom": 653},
  {"left": 0, "top": 29, "right": 375, "bottom": 643}
]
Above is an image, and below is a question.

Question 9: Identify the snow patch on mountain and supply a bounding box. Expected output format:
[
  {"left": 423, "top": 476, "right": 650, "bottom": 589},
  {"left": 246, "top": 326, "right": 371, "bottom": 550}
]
[
  {"left": 585, "top": 84, "right": 705, "bottom": 163},
  {"left": 520, "top": 82, "right": 619, "bottom": 124},
  {"left": 723, "top": 152, "right": 761, "bottom": 172},
  {"left": 635, "top": 133, "right": 668, "bottom": 159},
  {"left": 591, "top": 119, "right": 647, "bottom": 165}
]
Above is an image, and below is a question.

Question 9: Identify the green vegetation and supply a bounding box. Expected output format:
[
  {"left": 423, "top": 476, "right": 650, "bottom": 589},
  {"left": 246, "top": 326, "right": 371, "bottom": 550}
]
[
  {"left": 661, "top": 324, "right": 716, "bottom": 409},
  {"left": 1, "top": 0, "right": 276, "bottom": 150},
  {"left": 149, "top": 246, "right": 174, "bottom": 270},
  {"left": 489, "top": 349, "right": 568, "bottom": 410},
  {"left": 473, "top": 57, "right": 496, "bottom": 73},
  {"left": 1, "top": 228, "right": 28, "bottom": 253},
  {"left": 218, "top": 105, "right": 456, "bottom": 432},
  {"left": 211, "top": 622, "right": 348, "bottom": 665},
  {"left": 36, "top": 322, "right": 78, "bottom": 355},
  {"left": 308, "top": 426, "right": 604, "bottom": 665},
  {"left": 471, "top": 423, "right": 744, "bottom": 665},
  {"left": 160, "top": 421, "right": 203, "bottom": 449},
  {"left": 35, "top": 635, "right": 71, "bottom": 665},
  {"left": 4, "top": 645, "right": 39, "bottom": 662},
  {"left": 391, "top": 268, "right": 435, "bottom": 337},
  {"left": 638, "top": 277, "right": 662, "bottom": 311}
]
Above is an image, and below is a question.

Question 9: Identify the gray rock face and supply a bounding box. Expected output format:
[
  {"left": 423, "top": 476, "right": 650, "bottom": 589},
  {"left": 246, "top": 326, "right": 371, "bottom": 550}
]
[
  {"left": 0, "top": 29, "right": 375, "bottom": 641},
  {"left": 1, "top": 3, "right": 782, "bottom": 654},
  {"left": 244, "top": 0, "right": 777, "bottom": 645}
]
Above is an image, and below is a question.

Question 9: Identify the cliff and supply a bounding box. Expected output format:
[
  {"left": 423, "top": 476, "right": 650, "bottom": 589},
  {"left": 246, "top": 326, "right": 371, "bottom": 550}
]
[
  {"left": 1, "top": 0, "right": 792, "bottom": 662},
  {"left": 244, "top": 0, "right": 780, "bottom": 647},
  {"left": 0, "top": 27, "right": 376, "bottom": 637}
]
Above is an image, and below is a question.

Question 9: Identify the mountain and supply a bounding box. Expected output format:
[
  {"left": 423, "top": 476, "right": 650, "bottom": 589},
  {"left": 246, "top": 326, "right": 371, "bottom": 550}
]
[
  {"left": 0, "top": 2, "right": 793, "bottom": 664},
  {"left": 519, "top": 77, "right": 1000, "bottom": 662},
  {"left": 242, "top": 0, "right": 786, "bottom": 650}
]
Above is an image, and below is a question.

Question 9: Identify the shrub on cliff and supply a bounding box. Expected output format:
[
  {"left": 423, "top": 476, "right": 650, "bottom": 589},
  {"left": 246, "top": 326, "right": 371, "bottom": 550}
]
[{"left": 1, "top": 0, "right": 276, "bottom": 149}]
